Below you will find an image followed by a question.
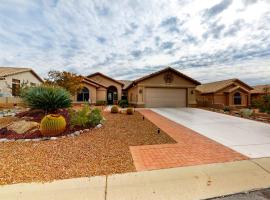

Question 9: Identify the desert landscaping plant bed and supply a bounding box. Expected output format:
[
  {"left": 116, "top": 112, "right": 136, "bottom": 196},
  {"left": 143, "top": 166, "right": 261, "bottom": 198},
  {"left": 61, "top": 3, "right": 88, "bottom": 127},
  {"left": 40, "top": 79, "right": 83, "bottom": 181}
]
[{"left": 0, "top": 111, "right": 176, "bottom": 185}]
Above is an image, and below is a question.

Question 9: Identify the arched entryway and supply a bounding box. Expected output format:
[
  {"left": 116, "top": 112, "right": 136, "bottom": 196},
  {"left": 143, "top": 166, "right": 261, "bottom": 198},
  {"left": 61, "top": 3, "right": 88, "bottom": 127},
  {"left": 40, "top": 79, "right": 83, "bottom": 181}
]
[
  {"left": 107, "top": 86, "right": 118, "bottom": 105},
  {"left": 77, "top": 87, "right": 90, "bottom": 102}
]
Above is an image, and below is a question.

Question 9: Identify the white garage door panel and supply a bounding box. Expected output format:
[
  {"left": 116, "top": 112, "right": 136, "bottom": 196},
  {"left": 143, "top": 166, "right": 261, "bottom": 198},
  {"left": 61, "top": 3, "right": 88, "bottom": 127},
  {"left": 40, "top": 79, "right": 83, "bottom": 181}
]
[{"left": 145, "top": 88, "right": 186, "bottom": 107}]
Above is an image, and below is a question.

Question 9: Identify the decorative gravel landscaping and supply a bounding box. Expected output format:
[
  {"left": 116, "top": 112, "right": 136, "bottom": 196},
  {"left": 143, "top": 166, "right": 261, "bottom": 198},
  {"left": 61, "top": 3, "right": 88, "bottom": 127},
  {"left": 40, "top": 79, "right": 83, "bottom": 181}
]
[{"left": 0, "top": 111, "right": 176, "bottom": 185}]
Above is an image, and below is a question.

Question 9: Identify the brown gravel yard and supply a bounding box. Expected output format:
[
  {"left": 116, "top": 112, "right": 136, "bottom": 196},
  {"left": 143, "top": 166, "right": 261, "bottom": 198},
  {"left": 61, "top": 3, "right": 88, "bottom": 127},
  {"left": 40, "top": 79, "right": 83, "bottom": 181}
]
[{"left": 0, "top": 111, "right": 176, "bottom": 185}]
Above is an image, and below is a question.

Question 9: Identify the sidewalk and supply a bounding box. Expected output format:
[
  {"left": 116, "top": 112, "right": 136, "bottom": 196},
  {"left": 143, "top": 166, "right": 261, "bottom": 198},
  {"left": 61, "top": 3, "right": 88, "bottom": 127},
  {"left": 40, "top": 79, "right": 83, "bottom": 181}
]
[{"left": 1, "top": 158, "right": 270, "bottom": 200}]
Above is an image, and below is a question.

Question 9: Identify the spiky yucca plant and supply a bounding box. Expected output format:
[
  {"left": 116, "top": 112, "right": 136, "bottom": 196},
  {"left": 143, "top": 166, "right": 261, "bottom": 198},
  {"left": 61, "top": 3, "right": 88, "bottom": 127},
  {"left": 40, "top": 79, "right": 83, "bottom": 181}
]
[
  {"left": 40, "top": 114, "right": 66, "bottom": 136},
  {"left": 21, "top": 85, "right": 72, "bottom": 113}
]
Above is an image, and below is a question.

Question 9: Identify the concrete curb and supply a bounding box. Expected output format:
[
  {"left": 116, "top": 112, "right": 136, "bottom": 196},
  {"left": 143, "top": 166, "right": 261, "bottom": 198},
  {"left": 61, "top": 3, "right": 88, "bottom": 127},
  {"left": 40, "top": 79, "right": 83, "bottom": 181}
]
[{"left": 1, "top": 158, "right": 270, "bottom": 200}]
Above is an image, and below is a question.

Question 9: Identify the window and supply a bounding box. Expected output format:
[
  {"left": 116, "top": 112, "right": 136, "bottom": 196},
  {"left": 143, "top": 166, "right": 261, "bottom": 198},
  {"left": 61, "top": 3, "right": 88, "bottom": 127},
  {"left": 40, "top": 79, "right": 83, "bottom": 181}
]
[
  {"left": 233, "top": 92, "right": 241, "bottom": 105},
  {"left": 30, "top": 82, "right": 36, "bottom": 87},
  {"left": 12, "top": 79, "right": 20, "bottom": 96},
  {"left": 77, "top": 87, "right": 90, "bottom": 102}
]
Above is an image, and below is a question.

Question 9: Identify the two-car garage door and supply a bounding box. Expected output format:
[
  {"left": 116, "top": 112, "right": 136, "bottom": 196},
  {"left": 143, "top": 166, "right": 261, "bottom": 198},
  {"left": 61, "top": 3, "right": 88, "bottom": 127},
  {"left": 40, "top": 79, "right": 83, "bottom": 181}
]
[{"left": 145, "top": 88, "right": 186, "bottom": 108}]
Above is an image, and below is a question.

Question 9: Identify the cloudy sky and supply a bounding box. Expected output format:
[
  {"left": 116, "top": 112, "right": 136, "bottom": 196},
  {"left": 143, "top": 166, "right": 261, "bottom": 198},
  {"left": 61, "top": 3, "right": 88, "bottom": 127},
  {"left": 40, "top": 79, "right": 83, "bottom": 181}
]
[{"left": 0, "top": 0, "right": 270, "bottom": 85}]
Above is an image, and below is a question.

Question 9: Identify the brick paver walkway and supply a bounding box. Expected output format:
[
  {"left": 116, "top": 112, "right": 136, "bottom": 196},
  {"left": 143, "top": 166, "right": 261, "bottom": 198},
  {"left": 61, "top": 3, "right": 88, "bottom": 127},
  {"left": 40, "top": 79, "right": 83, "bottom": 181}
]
[{"left": 130, "top": 109, "right": 248, "bottom": 171}]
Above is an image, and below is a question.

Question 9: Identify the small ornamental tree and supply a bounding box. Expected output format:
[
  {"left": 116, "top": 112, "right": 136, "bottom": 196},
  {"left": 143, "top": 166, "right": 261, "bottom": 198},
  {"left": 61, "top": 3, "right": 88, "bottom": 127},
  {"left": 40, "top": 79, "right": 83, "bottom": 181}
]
[{"left": 44, "top": 70, "right": 83, "bottom": 95}]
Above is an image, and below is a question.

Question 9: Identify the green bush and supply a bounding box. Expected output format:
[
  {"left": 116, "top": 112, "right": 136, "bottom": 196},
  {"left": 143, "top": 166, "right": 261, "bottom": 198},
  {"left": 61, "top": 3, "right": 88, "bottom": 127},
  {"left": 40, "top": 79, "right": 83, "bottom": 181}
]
[
  {"left": 126, "top": 108, "right": 134, "bottom": 115},
  {"left": 252, "top": 95, "right": 270, "bottom": 113},
  {"left": 223, "top": 106, "right": 230, "bottom": 112},
  {"left": 70, "top": 104, "right": 90, "bottom": 127},
  {"left": 69, "top": 105, "right": 103, "bottom": 127},
  {"left": 111, "top": 105, "right": 119, "bottom": 113},
  {"left": 96, "top": 100, "right": 107, "bottom": 106},
  {"left": 21, "top": 85, "right": 72, "bottom": 113},
  {"left": 118, "top": 99, "right": 129, "bottom": 108},
  {"left": 240, "top": 109, "right": 254, "bottom": 118},
  {"left": 89, "top": 108, "right": 103, "bottom": 126}
]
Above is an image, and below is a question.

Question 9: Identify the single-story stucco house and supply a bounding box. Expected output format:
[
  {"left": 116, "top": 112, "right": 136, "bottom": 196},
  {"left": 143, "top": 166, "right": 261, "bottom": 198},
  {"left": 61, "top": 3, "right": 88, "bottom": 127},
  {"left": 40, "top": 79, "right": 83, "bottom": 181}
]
[
  {"left": 0, "top": 67, "right": 43, "bottom": 97},
  {"left": 195, "top": 78, "right": 253, "bottom": 107},
  {"left": 76, "top": 67, "right": 201, "bottom": 107}
]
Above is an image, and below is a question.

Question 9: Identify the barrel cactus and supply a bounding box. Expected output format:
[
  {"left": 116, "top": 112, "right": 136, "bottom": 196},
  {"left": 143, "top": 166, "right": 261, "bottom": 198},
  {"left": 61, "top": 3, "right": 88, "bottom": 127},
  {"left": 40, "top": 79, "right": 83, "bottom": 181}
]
[{"left": 40, "top": 114, "right": 66, "bottom": 136}]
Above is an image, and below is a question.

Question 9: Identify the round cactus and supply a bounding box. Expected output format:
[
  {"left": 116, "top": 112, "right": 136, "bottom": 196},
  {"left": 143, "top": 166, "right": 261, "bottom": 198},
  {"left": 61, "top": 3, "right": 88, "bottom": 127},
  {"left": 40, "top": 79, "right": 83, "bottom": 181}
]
[{"left": 40, "top": 114, "right": 66, "bottom": 136}]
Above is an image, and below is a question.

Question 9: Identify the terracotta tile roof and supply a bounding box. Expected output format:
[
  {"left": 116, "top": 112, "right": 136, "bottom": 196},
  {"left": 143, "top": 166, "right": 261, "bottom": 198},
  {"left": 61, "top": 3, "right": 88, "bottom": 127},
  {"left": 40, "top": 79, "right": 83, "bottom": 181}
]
[
  {"left": 133, "top": 67, "right": 201, "bottom": 85},
  {"left": 118, "top": 80, "right": 133, "bottom": 90},
  {"left": 125, "top": 67, "right": 200, "bottom": 90},
  {"left": 0, "top": 67, "right": 31, "bottom": 77},
  {"left": 196, "top": 78, "right": 253, "bottom": 94},
  {"left": 82, "top": 77, "right": 107, "bottom": 88},
  {"left": 87, "top": 72, "right": 124, "bottom": 86},
  {"left": 0, "top": 67, "right": 43, "bottom": 82},
  {"left": 251, "top": 84, "right": 270, "bottom": 94}
]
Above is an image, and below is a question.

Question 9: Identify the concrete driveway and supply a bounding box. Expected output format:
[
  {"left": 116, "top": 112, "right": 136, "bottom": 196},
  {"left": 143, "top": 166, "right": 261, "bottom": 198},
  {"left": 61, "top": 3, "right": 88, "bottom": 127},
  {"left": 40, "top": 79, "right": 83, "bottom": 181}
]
[{"left": 151, "top": 108, "right": 270, "bottom": 158}]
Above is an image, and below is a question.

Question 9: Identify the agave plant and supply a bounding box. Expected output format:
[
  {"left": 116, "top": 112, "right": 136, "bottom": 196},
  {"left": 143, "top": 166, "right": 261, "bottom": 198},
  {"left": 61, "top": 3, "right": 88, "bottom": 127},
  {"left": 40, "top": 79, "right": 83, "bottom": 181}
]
[{"left": 21, "top": 85, "right": 72, "bottom": 113}]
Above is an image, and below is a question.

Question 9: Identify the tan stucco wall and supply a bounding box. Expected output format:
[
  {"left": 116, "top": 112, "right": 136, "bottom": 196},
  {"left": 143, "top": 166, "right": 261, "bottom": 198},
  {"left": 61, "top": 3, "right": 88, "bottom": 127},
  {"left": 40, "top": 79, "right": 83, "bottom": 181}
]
[
  {"left": 128, "top": 86, "right": 138, "bottom": 104},
  {"left": 88, "top": 75, "right": 122, "bottom": 100},
  {"left": 96, "top": 88, "right": 107, "bottom": 101},
  {"left": 0, "top": 71, "right": 42, "bottom": 96},
  {"left": 128, "top": 71, "right": 198, "bottom": 107}
]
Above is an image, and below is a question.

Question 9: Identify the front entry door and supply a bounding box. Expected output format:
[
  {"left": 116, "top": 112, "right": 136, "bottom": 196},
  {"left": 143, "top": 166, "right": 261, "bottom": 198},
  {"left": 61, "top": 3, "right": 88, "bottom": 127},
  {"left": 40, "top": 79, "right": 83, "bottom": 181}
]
[{"left": 107, "top": 91, "right": 113, "bottom": 105}]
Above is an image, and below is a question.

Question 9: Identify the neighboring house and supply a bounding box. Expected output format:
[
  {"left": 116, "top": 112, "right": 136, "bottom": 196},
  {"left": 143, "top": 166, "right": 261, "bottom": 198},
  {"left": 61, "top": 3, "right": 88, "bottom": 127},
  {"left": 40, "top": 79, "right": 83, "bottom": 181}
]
[
  {"left": 73, "top": 72, "right": 124, "bottom": 104},
  {"left": 0, "top": 67, "right": 43, "bottom": 97},
  {"left": 196, "top": 78, "right": 253, "bottom": 107},
  {"left": 251, "top": 84, "right": 270, "bottom": 101},
  {"left": 76, "top": 67, "right": 200, "bottom": 108}
]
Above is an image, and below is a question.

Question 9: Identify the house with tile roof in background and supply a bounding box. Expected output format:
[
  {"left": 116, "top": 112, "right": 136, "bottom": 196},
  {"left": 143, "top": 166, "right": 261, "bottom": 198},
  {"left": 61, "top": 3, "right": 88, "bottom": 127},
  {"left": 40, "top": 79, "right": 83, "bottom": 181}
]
[
  {"left": 196, "top": 78, "right": 254, "bottom": 108},
  {"left": 0, "top": 67, "right": 43, "bottom": 97},
  {"left": 251, "top": 84, "right": 270, "bottom": 101}
]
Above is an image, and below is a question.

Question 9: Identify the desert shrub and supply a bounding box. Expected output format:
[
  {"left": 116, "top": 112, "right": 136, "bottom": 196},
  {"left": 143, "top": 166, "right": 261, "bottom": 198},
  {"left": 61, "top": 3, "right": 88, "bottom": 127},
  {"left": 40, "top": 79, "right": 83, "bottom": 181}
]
[
  {"left": 126, "top": 108, "right": 134, "bottom": 115},
  {"left": 118, "top": 99, "right": 129, "bottom": 108},
  {"left": 223, "top": 106, "right": 230, "bottom": 112},
  {"left": 111, "top": 105, "right": 119, "bottom": 113},
  {"left": 240, "top": 109, "right": 254, "bottom": 118},
  {"left": 69, "top": 104, "right": 90, "bottom": 127},
  {"left": 69, "top": 105, "right": 103, "bottom": 127},
  {"left": 89, "top": 108, "right": 102, "bottom": 126},
  {"left": 96, "top": 100, "right": 107, "bottom": 106},
  {"left": 252, "top": 95, "right": 270, "bottom": 113},
  {"left": 21, "top": 85, "right": 72, "bottom": 113}
]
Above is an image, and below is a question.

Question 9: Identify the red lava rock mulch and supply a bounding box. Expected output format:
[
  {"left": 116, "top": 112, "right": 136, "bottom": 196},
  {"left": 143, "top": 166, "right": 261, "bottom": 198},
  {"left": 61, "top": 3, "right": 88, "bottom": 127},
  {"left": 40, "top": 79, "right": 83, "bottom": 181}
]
[
  {"left": 0, "top": 111, "right": 175, "bottom": 185},
  {"left": 130, "top": 109, "right": 248, "bottom": 171}
]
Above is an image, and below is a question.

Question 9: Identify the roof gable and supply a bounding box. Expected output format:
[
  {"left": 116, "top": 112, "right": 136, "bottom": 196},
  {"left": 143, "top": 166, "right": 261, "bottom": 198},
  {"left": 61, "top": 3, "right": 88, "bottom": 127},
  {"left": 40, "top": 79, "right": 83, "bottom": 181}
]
[
  {"left": 0, "top": 67, "right": 43, "bottom": 82},
  {"left": 133, "top": 67, "right": 201, "bottom": 85},
  {"left": 82, "top": 77, "right": 107, "bottom": 88},
  {"left": 87, "top": 72, "right": 124, "bottom": 86},
  {"left": 196, "top": 78, "right": 253, "bottom": 94},
  {"left": 125, "top": 67, "right": 200, "bottom": 90}
]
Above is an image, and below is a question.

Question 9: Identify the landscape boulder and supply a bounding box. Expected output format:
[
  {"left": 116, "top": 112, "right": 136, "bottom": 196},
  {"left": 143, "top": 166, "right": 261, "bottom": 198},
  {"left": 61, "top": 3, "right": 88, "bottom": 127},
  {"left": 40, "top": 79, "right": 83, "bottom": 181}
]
[{"left": 7, "top": 120, "right": 40, "bottom": 134}]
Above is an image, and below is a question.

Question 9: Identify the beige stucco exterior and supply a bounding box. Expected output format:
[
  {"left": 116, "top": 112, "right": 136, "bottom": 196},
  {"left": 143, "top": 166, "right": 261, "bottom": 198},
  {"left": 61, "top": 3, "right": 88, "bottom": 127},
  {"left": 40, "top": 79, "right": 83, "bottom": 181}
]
[
  {"left": 87, "top": 74, "right": 122, "bottom": 100},
  {"left": 0, "top": 71, "right": 43, "bottom": 97},
  {"left": 73, "top": 73, "right": 123, "bottom": 104},
  {"left": 74, "top": 68, "right": 199, "bottom": 107},
  {"left": 127, "top": 69, "right": 198, "bottom": 107}
]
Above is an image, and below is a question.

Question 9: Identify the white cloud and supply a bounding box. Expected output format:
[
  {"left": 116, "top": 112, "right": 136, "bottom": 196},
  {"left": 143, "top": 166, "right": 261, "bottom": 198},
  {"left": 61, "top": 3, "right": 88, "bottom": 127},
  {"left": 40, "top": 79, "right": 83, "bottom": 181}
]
[{"left": 0, "top": 0, "right": 269, "bottom": 85}]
